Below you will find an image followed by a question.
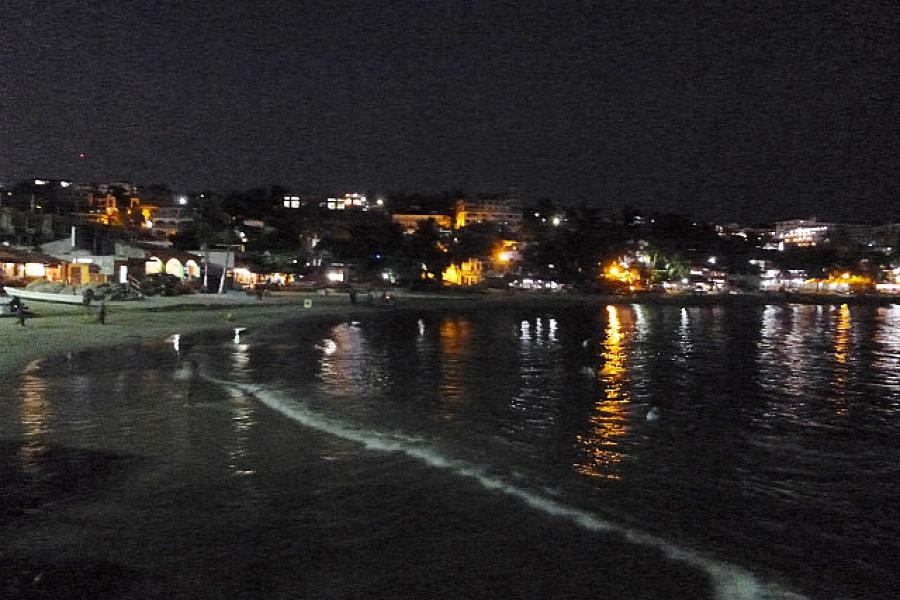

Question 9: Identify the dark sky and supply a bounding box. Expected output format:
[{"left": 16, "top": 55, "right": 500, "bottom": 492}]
[{"left": 2, "top": 0, "right": 899, "bottom": 222}]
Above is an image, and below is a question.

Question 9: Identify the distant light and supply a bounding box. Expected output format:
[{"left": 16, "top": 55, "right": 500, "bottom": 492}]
[
  {"left": 178, "top": 196, "right": 188, "bottom": 205},
  {"left": 59, "top": 181, "right": 71, "bottom": 188},
  {"left": 552, "top": 216, "right": 561, "bottom": 226},
  {"left": 78, "top": 152, "right": 86, "bottom": 159},
  {"left": 326, "top": 271, "right": 344, "bottom": 282},
  {"left": 708, "top": 256, "right": 717, "bottom": 265},
  {"left": 498, "top": 251, "right": 512, "bottom": 262},
  {"left": 376, "top": 198, "right": 384, "bottom": 206},
  {"left": 34, "top": 179, "right": 48, "bottom": 185}
]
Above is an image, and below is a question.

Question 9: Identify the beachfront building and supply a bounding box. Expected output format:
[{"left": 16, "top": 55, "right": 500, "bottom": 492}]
[
  {"left": 442, "top": 259, "right": 484, "bottom": 286},
  {"left": 114, "top": 241, "right": 202, "bottom": 283},
  {"left": 0, "top": 246, "right": 69, "bottom": 284}
]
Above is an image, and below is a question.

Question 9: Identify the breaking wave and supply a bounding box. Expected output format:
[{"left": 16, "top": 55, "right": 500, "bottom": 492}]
[{"left": 205, "top": 375, "right": 809, "bottom": 600}]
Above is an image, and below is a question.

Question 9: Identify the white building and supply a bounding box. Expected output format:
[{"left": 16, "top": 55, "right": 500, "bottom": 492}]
[{"left": 774, "top": 219, "right": 833, "bottom": 248}]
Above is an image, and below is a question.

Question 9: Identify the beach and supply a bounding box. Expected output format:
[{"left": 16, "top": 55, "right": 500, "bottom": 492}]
[
  {"left": 4, "top": 289, "right": 896, "bottom": 375},
  {"left": 2, "top": 291, "right": 898, "bottom": 599},
  {"left": 1, "top": 292, "right": 721, "bottom": 600}
]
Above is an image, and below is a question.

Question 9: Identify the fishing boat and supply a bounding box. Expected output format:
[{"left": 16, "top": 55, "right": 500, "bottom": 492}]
[{"left": 3, "top": 287, "right": 85, "bottom": 304}]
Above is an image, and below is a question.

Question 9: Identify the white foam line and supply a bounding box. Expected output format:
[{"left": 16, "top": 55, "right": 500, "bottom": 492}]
[{"left": 207, "top": 376, "right": 810, "bottom": 600}]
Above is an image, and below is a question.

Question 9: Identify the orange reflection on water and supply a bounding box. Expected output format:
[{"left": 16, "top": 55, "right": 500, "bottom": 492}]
[
  {"left": 575, "top": 305, "right": 632, "bottom": 480},
  {"left": 438, "top": 317, "right": 472, "bottom": 410},
  {"left": 831, "top": 304, "right": 852, "bottom": 416},
  {"left": 833, "top": 304, "right": 851, "bottom": 365}
]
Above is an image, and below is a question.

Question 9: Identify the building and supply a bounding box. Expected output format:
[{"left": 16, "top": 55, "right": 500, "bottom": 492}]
[
  {"left": 454, "top": 195, "right": 523, "bottom": 231},
  {"left": 774, "top": 219, "right": 834, "bottom": 248},
  {"left": 281, "top": 194, "right": 303, "bottom": 209},
  {"left": 391, "top": 213, "right": 453, "bottom": 234},
  {"left": 322, "top": 193, "right": 384, "bottom": 212},
  {"left": 153, "top": 205, "right": 195, "bottom": 237},
  {"left": 1, "top": 246, "right": 71, "bottom": 284},
  {"left": 840, "top": 222, "right": 900, "bottom": 252},
  {"left": 442, "top": 259, "right": 484, "bottom": 286}
]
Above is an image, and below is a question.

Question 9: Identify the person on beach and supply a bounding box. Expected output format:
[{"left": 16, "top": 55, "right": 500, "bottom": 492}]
[
  {"left": 16, "top": 301, "right": 27, "bottom": 326},
  {"left": 82, "top": 288, "right": 94, "bottom": 312},
  {"left": 349, "top": 289, "right": 357, "bottom": 304},
  {"left": 98, "top": 300, "right": 107, "bottom": 325},
  {"left": 255, "top": 285, "right": 263, "bottom": 301}
]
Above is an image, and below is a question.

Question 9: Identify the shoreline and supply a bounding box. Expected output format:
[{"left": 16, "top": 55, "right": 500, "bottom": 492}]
[{"left": 2, "top": 289, "right": 896, "bottom": 374}]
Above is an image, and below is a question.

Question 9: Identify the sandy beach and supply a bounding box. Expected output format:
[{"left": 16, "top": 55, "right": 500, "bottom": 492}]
[{"left": 0, "top": 291, "right": 438, "bottom": 374}]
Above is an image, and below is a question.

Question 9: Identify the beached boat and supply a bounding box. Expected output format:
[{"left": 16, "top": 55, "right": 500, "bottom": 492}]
[{"left": 3, "top": 287, "right": 85, "bottom": 304}]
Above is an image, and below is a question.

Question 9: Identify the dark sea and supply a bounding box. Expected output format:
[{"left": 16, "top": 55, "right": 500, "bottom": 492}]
[{"left": 2, "top": 303, "right": 899, "bottom": 600}]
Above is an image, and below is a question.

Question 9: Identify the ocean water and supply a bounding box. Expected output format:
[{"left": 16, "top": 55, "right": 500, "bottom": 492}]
[{"left": 2, "top": 303, "right": 899, "bottom": 599}]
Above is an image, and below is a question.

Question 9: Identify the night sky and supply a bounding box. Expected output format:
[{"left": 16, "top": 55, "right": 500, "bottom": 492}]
[{"left": 2, "top": 1, "right": 899, "bottom": 222}]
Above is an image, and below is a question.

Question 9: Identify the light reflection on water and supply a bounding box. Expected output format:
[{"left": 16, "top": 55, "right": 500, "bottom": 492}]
[
  {"left": 7, "top": 303, "right": 900, "bottom": 600},
  {"left": 831, "top": 304, "right": 852, "bottom": 416},
  {"left": 438, "top": 317, "right": 472, "bottom": 411},
  {"left": 575, "top": 305, "right": 633, "bottom": 480},
  {"left": 227, "top": 389, "right": 257, "bottom": 478},
  {"left": 17, "top": 360, "right": 52, "bottom": 477}
]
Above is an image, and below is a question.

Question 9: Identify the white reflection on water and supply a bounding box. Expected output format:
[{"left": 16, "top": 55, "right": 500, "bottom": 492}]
[
  {"left": 574, "top": 305, "right": 633, "bottom": 481},
  {"left": 677, "top": 307, "right": 693, "bottom": 361},
  {"left": 873, "top": 305, "right": 900, "bottom": 394},
  {"left": 231, "top": 342, "right": 250, "bottom": 374},
  {"left": 519, "top": 319, "right": 531, "bottom": 342},
  {"left": 18, "top": 360, "right": 52, "bottom": 439},
  {"left": 17, "top": 360, "right": 52, "bottom": 476},
  {"left": 227, "top": 388, "right": 257, "bottom": 478},
  {"left": 508, "top": 316, "right": 564, "bottom": 434}
]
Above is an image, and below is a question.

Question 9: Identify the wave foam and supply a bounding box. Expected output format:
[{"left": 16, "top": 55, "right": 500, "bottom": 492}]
[{"left": 206, "top": 376, "right": 808, "bottom": 600}]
